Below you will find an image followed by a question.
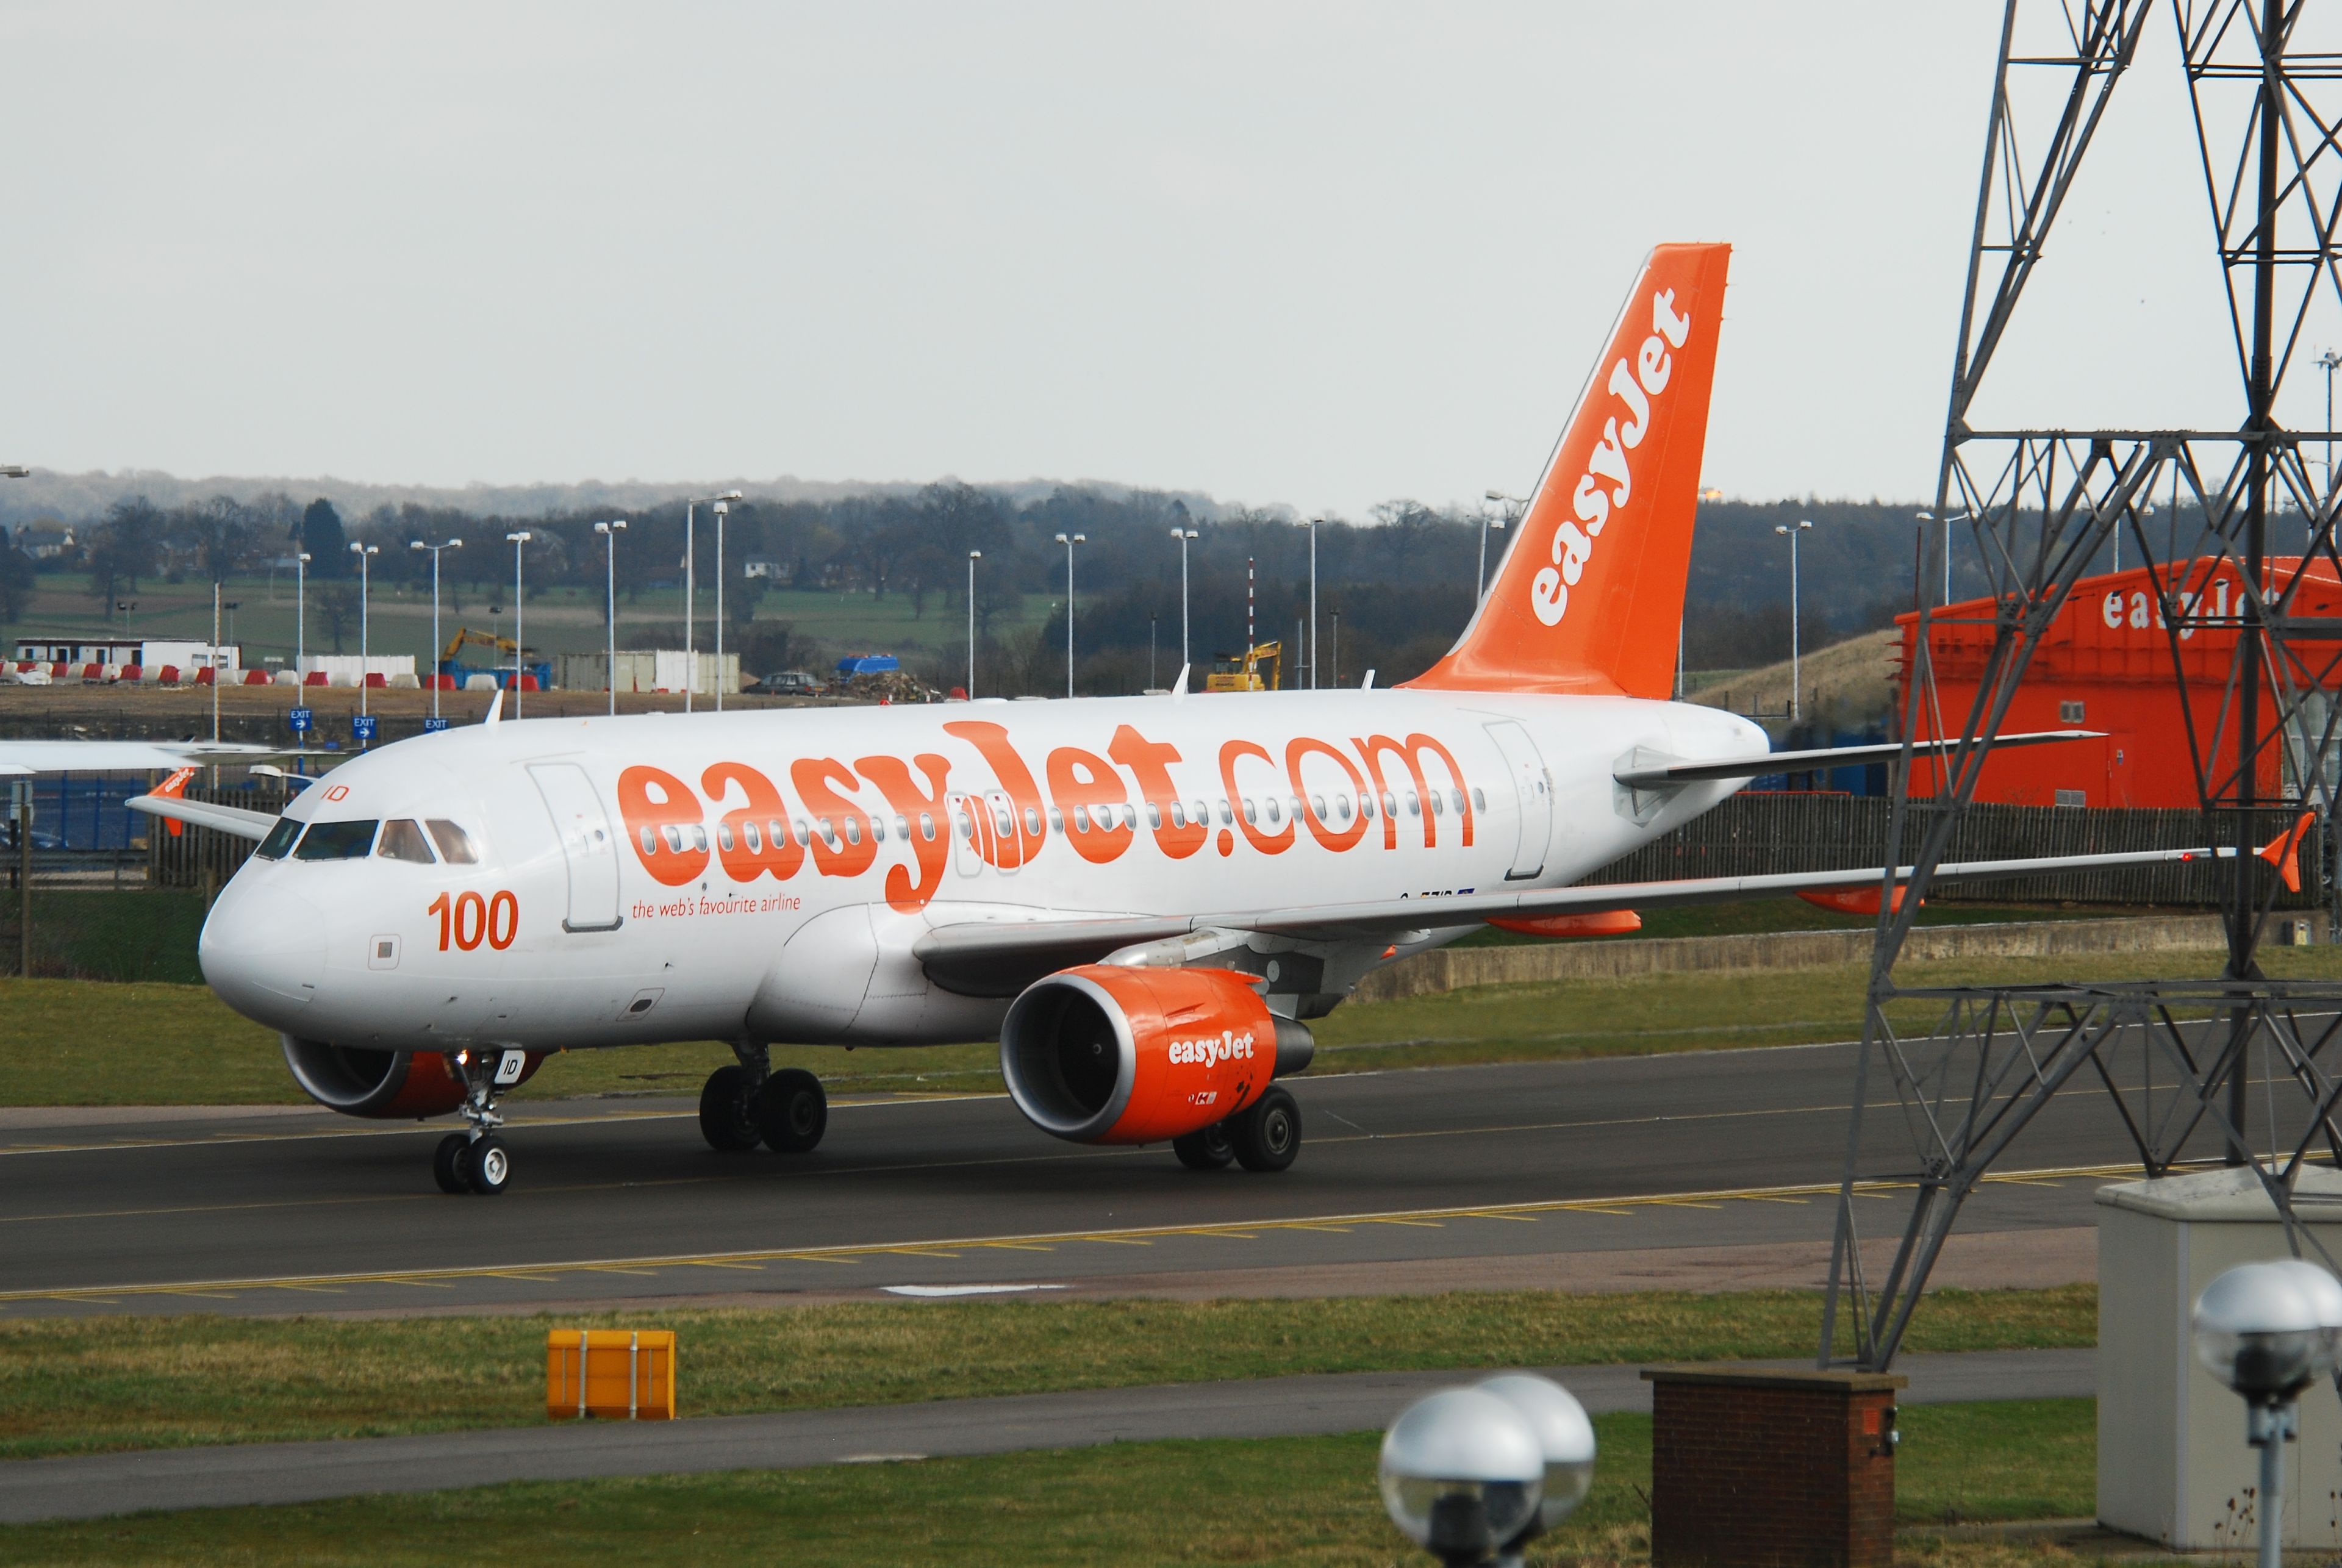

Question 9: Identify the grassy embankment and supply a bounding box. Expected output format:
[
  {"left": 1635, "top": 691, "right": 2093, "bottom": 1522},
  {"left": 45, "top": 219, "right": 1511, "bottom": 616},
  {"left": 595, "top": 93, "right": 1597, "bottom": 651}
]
[
  {"left": 0, "top": 1403, "right": 2097, "bottom": 1566},
  {"left": 0, "top": 1287, "right": 2094, "bottom": 1463},
  {"left": 5, "top": 942, "right": 2336, "bottom": 1107}
]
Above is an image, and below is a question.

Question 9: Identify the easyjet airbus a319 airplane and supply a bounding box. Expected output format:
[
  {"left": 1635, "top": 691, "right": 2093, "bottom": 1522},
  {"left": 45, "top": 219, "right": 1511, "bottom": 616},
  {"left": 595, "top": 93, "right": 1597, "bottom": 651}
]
[{"left": 119, "top": 243, "right": 2233, "bottom": 1196}]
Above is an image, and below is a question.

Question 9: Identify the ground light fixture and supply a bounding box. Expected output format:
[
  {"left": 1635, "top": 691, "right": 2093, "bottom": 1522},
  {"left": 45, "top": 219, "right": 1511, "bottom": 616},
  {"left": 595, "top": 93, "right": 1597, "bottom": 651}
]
[
  {"left": 2192, "top": 1258, "right": 2342, "bottom": 1568},
  {"left": 1378, "top": 1387, "right": 1544, "bottom": 1566},
  {"left": 1475, "top": 1373, "right": 1596, "bottom": 1565}
]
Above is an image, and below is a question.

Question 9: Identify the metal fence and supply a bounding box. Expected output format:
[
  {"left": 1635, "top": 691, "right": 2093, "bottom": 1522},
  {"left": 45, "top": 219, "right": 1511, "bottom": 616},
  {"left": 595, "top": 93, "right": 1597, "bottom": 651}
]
[
  {"left": 1583, "top": 793, "right": 2324, "bottom": 908},
  {"left": 149, "top": 784, "right": 292, "bottom": 890}
]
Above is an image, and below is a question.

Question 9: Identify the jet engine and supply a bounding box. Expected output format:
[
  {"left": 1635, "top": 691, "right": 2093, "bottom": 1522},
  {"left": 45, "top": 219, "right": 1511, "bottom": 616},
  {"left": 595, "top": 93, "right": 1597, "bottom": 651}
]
[
  {"left": 999, "top": 965, "right": 1314, "bottom": 1145},
  {"left": 281, "top": 1035, "right": 543, "bottom": 1119}
]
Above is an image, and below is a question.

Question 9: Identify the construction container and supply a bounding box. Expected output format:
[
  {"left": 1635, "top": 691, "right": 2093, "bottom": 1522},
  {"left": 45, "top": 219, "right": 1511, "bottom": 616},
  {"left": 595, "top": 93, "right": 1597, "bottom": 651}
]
[
  {"left": 1895, "top": 557, "right": 2342, "bottom": 807},
  {"left": 545, "top": 1329, "right": 677, "bottom": 1421}
]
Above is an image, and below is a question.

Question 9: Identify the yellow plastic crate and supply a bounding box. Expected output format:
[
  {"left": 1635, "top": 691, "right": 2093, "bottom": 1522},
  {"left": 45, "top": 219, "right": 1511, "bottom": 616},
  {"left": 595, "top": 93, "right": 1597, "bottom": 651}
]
[{"left": 546, "top": 1329, "right": 676, "bottom": 1420}]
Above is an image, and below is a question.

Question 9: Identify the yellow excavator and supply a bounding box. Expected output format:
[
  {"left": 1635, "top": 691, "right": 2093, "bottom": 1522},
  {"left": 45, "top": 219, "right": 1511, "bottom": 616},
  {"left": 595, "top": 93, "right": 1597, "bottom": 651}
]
[
  {"left": 439, "top": 628, "right": 546, "bottom": 689},
  {"left": 1204, "top": 640, "right": 1281, "bottom": 693}
]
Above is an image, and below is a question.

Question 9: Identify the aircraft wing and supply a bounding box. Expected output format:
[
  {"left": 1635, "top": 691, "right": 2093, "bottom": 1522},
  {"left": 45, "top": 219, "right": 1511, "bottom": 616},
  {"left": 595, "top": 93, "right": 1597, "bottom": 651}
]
[
  {"left": 0, "top": 740, "right": 280, "bottom": 777},
  {"left": 126, "top": 793, "right": 280, "bottom": 842},
  {"left": 1611, "top": 730, "right": 2101, "bottom": 788},
  {"left": 913, "top": 840, "right": 2238, "bottom": 991}
]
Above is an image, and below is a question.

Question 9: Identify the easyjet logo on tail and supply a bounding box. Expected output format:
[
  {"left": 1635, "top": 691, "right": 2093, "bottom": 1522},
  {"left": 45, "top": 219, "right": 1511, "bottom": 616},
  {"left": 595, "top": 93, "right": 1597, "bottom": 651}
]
[{"left": 1530, "top": 288, "right": 1692, "bottom": 629}]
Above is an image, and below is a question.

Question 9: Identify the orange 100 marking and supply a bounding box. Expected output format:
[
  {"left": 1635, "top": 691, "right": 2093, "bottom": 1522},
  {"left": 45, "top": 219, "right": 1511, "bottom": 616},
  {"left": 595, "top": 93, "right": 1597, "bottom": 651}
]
[{"left": 429, "top": 890, "right": 518, "bottom": 952}]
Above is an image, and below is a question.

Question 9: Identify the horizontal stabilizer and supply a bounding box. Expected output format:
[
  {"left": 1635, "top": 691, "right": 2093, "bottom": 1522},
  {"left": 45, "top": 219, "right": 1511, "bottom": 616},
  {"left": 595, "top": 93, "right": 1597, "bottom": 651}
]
[{"left": 1613, "top": 729, "right": 2102, "bottom": 789}]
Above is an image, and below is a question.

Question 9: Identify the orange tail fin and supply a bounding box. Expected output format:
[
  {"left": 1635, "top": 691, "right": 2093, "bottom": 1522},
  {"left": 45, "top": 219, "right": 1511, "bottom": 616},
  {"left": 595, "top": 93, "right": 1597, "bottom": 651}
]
[
  {"left": 154, "top": 765, "right": 198, "bottom": 839},
  {"left": 2258, "top": 811, "right": 2317, "bottom": 893},
  {"left": 1406, "top": 242, "right": 1731, "bottom": 697}
]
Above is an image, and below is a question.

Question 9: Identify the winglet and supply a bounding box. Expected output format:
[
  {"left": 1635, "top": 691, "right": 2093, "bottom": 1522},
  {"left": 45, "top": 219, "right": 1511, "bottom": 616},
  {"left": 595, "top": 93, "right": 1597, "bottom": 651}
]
[
  {"left": 153, "top": 765, "right": 198, "bottom": 838},
  {"left": 2258, "top": 811, "right": 2318, "bottom": 893}
]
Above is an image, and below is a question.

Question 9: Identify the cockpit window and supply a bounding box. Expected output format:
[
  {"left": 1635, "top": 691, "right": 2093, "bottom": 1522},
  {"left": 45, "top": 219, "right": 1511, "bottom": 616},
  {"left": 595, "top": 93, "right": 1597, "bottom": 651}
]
[
  {"left": 376, "top": 820, "right": 436, "bottom": 864},
  {"left": 293, "top": 820, "right": 379, "bottom": 860},
  {"left": 254, "top": 818, "right": 303, "bottom": 861},
  {"left": 426, "top": 820, "right": 479, "bottom": 864}
]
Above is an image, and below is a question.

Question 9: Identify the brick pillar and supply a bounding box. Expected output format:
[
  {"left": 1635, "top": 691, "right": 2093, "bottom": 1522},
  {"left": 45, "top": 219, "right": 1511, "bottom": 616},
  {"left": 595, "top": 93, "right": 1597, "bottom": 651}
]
[{"left": 1642, "top": 1366, "right": 1907, "bottom": 1568}]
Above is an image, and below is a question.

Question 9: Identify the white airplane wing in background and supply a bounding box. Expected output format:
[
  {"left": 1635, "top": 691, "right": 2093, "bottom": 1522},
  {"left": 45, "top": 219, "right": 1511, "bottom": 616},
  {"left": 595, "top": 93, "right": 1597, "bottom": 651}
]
[{"left": 0, "top": 740, "right": 279, "bottom": 776}]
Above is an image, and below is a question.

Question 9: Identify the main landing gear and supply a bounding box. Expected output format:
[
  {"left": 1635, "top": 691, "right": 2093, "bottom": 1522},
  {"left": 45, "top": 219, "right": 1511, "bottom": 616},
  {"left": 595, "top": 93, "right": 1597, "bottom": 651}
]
[
  {"left": 1172, "top": 1086, "right": 1301, "bottom": 1175},
  {"left": 698, "top": 1045, "right": 829, "bottom": 1156},
  {"left": 433, "top": 1048, "right": 521, "bottom": 1197}
]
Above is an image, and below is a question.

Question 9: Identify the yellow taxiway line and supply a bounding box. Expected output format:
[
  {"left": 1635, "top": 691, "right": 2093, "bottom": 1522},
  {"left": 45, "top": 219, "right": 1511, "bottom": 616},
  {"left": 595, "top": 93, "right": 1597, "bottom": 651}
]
[{"left": 0, "top": 1158, "right": 2158, "bottom": 1308}]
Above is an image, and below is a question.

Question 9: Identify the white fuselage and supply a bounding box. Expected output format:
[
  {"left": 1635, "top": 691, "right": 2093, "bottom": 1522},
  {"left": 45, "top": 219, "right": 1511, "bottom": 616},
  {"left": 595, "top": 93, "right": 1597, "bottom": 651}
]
[{"left": 197, "top": 688, "right": 1764, "bottom": 1054}]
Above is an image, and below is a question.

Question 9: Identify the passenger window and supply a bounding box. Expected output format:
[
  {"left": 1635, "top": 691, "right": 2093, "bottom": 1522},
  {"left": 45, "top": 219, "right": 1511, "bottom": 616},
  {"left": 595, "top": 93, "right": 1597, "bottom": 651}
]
[
  {"left": 639, "top": 826, "right": 659, "bottom": 855},
  {"left": 1169, "top": 803, "right": 1186, "bottom": 828},
  {"left": 662, "top": 825, "right": 685, "bottom": 853},
  {"left": 1148, "top": 803, "right": 1162, "bottom": 829},
  {"left": 1311, "top": 794, "right": 1327, "bottom": 822},
  {"left": 769, "top": 818, "right": 790, "bottom": 847},
  {"left": 744, "top": 822, "right": 762, "bottom": 853},
  {"left": 1407, "top": 792, "right": 1421, "bottom": 816},
  {"left": 254, "top": 817, "right": 303, "bottom": 861},
  {"left": 295, "top": 819, "right": 379, "bottom": 860},
  {"left": 920, "top": 812, "right": 936, "bottom": 841},
  {"left": 1472, "top": 787, "right": 1487, "bottom": 812},
  {"left": 1024, "top": 807, "right": 1042, "bottom": 836},
  {"left": 1431, "top": 793, "right": 1444, "bottom": 817},
  {"left": 1242, "top": 798, "right": 1258, "bottom": 825},
  {"left": 1452, "top": 789, "right": 1466, "bottom": 814},
  {"left": 1263, "top": 798, "right": 1280, "bottom": 825},
  {"left": 691, "top": 825, "right": 709, "bottom": 852},
  {"left": 1050, "top": 807, "right": 1065, "bottom": 832},
  {"left": 1072, "top": 806, "right": 1089, "bottom": 832},
  {"left": 844, "top": 817, "right": 861, "bottom": 845},
  {"left": 1217, "top": 799, "right": 1233, "bottom": 825},
  {"left": 895, "top": 814, "right": 910, "bottom": 840},
  {"left": 426, "top": 820, "right": 480, "bottom": 864},
  {"left": 1382, "top": 792, "right": 1397, "bottom": 817},
  {"left": 376, "top": 820, "right": 437, "bottom": 864}
]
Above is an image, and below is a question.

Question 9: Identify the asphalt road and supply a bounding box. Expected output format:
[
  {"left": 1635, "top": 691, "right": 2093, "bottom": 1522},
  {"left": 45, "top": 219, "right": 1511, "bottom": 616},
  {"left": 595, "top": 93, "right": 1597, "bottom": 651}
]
[
  {"left": 0, "top": 1348, "right": 2094, "bottom": 1525},
  {"left": 0, "top": 1038, "right": 2224, "bottom": 1318}
]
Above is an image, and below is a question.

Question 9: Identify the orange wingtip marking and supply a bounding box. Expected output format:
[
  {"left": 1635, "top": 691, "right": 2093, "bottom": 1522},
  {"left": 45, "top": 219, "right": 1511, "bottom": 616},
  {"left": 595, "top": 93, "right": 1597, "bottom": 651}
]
[
  {"left": 152, "top": 767, "right": 198, "bottom": 836},
  {"left": 1797, "top": 887, "right": 1918, "bottom": 918},
  {"left": 1487, "top": 910, "right": 1642, "bottom": 940},
  {"left": 2257, "top": 811, "right": 2318, "bottom": 893}
]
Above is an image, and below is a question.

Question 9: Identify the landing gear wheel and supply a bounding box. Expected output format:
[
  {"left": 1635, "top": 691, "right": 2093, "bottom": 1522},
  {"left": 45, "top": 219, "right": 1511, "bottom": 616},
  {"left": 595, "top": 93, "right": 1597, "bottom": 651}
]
[
  {"left": 1231, "top": 1086, "right": 1300, "bottom": 1173},
  {"left": 433, "top": 1132, "right": 471, "bottom": 1194},
  {"left": 1173, "top": 1122, "right": 1236, "bottom": 1171},
  {"left": 698, "top": 1065, "right": 764, "bottom": 1151},
  {"left": 753, "top": 1069, "right": 828, "bottom": 1154},
  {"left": 466, "top": 1134, "right": 512, "bottom": 1195}
]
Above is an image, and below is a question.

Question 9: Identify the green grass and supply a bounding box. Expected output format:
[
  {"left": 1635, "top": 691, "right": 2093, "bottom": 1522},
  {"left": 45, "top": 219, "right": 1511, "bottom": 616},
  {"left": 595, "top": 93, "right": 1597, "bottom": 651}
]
[
  {"left": 0, "top": 1401, "right": 2096, "bottom": 1566},
  {"left": 1308, "top": 943, "right": 2342, "bottom": 1072},
  {"left": 0, "top": 1287, "right": 2095, "bottom": 1462},
  {"left": 9, "top": 941, "right": 2338, "bottom": 1106},
  {"left": 3, "top": 890, "right": 210, "bottom": 983}
]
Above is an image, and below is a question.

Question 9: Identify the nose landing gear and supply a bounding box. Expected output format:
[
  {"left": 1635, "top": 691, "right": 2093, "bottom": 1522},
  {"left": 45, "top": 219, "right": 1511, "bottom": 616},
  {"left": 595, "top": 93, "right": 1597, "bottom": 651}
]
[
  {"left": 431, "top": 1048, "right": 522, "bottom": 1196},
  {"left": 698, "top": 1045, "right": 829, "bottom": 1156}
]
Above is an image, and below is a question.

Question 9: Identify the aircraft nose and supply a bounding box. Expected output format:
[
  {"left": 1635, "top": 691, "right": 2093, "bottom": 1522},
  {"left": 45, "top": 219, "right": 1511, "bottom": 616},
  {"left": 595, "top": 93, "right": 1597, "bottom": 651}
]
[{"left": 199, "top": 877, "right": 327, "bottom": 1025}]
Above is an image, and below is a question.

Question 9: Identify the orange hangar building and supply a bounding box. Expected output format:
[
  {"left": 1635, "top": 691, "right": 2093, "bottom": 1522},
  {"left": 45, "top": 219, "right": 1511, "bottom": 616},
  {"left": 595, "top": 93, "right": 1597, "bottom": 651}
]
[{"left": 1894, "top": 557, "right": 2342, "bottom": 809}]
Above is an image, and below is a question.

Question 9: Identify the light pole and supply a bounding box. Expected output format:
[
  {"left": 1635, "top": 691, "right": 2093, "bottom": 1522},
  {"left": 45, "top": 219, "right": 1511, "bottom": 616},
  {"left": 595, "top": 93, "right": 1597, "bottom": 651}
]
[
  {"left": 1170, "top": 526, "right": 1198, "bottom": 678},
  {"left": 349, "top": 542, "right": 378, "bottom": 723},
  {"left": 295, "top": 551, "right": 312, "bottom": 675},
  {"left": 966, "top": 550, "right": 981, "bottom": 698},
  {"left": 595, "top": 521, "right": 625, "bottom": 716},
  {"left": 1054, "top": 532, "right": 1084, "bottom": 699},
  {"left": 684, "top": 490, "right": 744, "bottom": 714},
  {"left": 1775, "top": 520, "right": 1814, "bottom": 725},
  {"left": 1481, "top": 490, "right": 1522, "bottom": 601},
  {"left": 1915, "top": 509, "right": 1969, "bottom": 604},
  {"left": 505, "top": 531, "right": 531, "bottom": 718},
  {"left": 2193, "top": 1260, "right": 2342, "bottom": 1568},
  {"left": 713, "top": 499, "right": 730, "bottom": 713},
  {"left": 409, "top": 537, "right": 462, "bottom": 720},
  {"left": 1308, "top": 518, "right": 1320, "bottom": 689}
]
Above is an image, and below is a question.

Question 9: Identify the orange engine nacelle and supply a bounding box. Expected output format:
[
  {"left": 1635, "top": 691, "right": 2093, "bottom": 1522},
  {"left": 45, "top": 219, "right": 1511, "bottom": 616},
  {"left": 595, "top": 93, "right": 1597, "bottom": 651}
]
[
  {"left": 280, "top": 1036, "right": 545, "bottom": 1119},
  {"left": 999, "top": 965, "right": 1315, "bottom": 1145}
]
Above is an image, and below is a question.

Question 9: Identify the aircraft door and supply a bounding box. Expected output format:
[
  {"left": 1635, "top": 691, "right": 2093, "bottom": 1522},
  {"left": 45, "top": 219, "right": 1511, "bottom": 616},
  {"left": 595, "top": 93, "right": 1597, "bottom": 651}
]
[
  {"left": 948, "top": 793, "right": 984, "bottom": 876},
  {"left": 983, "top": 790, "right": 1023, "bottom": 873},
  {"left": 1484, "top": 721, "right": 1550, "bottom": 880},
  {"left": 528, "top": 762, "right": 623, "bottom": 931}
]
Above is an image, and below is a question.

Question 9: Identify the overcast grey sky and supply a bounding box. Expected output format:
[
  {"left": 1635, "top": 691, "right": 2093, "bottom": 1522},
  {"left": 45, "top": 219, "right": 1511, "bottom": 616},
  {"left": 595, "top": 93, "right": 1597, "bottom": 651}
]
[{"left": 0, "top": 3, "right": 2315, "bottom": 517}]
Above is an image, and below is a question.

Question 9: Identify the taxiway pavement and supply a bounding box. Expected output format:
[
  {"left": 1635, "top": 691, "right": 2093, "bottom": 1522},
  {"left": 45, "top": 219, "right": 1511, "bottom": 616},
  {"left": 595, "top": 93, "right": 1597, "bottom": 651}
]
[{"left": 0, "top": 1040, "right": 2207, "bottom": 1317}]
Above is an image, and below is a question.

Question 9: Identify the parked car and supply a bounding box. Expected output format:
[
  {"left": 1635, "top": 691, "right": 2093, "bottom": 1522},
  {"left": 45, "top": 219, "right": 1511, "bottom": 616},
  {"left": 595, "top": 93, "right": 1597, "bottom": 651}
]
[{"left": 747, "top": 670, "right": 827, "bottom": 696}]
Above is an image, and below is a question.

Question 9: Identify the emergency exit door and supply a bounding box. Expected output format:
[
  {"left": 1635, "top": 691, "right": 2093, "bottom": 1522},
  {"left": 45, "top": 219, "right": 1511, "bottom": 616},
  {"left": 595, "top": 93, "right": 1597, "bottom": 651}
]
[{"left": 529, "top": 762, "right": 623, "bottom": 931}]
